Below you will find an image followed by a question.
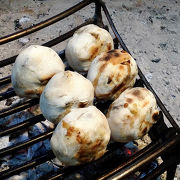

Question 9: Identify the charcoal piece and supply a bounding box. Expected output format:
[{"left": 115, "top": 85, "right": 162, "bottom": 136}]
[
  {"left": 151, "top": 58, "right": 161, "bottom": 63},
  {"left": 14, "top": 19, "right": 22, "bottom": 30}
]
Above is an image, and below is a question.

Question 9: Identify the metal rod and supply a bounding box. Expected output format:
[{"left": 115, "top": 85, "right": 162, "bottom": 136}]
[
  {"left": 0, "top": 130, "right": 54, "bottom": 157},
  {"left": 0, "top": 75, "right": 11, "bottom": 86},
  {"left": 0, "top": 0, "right": 92, "bottom": 45},
  {"left": 166, "top": 165, "right": 177, "bottom": 180},
  {"left": 48, "top": 166, "right": 79, "bottom": 180},
  {"left": 48, "top": 141, "right": 159, "bottom": 180},
  {"left": 0, "top": 114, "right": 45, "bottom": 137},
  {"left": 102, "top": 134, "right": 180, "bottom": 180},
  {"left": 100, "top": 1, "right": 180, "bottom": 132},
  {"left": 0, "top": 89, "right": 15, "bottom": 101},
  {"left": 43, "top": 18, "right": 93, "bottom": 47},
  {"left": 141, "top": 156, "right": 179, "bottom": 180},
  {"left": 0, "top": 19, "right": 93, "bottom": 68},
  {"left": 0, "top": 55, "right": 16, "bottom": 68},
  {"left": 93, "top": 1, "right": 104, "bottom": 27},
  {"left": 0, "top": 98, "right": 39, "bottom": 118},
  {"left": 0, "top": 151, "right": 55, "bottom": 179}
]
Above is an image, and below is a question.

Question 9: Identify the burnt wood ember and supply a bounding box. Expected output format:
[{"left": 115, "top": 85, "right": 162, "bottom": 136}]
[{"left": 0, "top": 0, "right": 179, "bottom": 179}]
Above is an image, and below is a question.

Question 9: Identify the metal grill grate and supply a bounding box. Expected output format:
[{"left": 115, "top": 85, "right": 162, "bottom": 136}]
[{"left": 0, "top": 0, "right": 179, "bottom": 179}]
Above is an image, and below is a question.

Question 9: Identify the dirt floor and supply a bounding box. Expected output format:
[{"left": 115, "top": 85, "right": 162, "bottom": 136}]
[{"left": 0, "top": 0, "right": 179, "bottom": 179}]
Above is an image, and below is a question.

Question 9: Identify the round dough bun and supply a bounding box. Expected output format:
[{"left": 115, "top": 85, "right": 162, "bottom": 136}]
[
  {"left": 11, "top": 45, "right": 65, "bottom": 98},
  {"left": 107, "top": 87, "right": 159, "bottom": 142},
  {"left": 65, "top": 24, "right": 114, "bottom": 72},
  {"left": 40, "top": 71, "right": 94, "bottom": 124},
  {"left": 87, "top": 49, "right": 138, "bottom": 100},
  {"left": 50, "top": 106, "right": 111, "bottom": 166}
]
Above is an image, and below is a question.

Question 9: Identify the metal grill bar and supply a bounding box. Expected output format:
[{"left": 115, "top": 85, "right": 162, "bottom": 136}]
[
  {"left": 48, "top": 141, "right": 159, "bottom": 180},
  {"left": 0, "top": 19, "right": 93, "bottom": 68},
  {"left": 0, "top": 141, "right": 123, "bottom": 179},
  {"left": 0, "top": 75, "right": 11, "bottom": 86},
  {"left": 103, "top": 134, "right": 180, "bottom": 180},
  {"left": 100, "top": 1, "right": 180, "bottom": 133},
  {"left": 0, "top": 89, "right": 15, "bottom": 101},
  {"left": 0, "top": 130, "right": 53, "bottom": 157},
  {"left": 50, "top": 128, "right": 174, "bottom": 180},
  {"left": 0, "top": 0, "right": 92, "bottom": 45},
  {"left": 48, "top": 133, "right": 180, "bottom": 180},
  {"left": 47, "top": 142, "right": 126, "bottom": 180},
  {"left": 142, "top": 156, "right": 180, "bottom": 180},
  {"left": 0, "top": 151, "right": 55, "bottom": 179},
  {"left": 0, "top": 98, "right": 39, "bottom": 118},
  {"left": 0, "top": 114, "right": 45, "bottom": 137},
  {"left": 141, "top": 155, "right": 178, "bottom": 180},
  {"left": 0, "top": 55, "right": 17, "bottom": 69}
]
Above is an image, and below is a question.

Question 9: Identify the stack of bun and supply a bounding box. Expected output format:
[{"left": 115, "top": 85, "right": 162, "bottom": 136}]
[{"left": 11, "top": 24, "right": 159, "bottom": 166}]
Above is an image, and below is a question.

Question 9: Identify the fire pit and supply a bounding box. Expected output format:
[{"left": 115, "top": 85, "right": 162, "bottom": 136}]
[{"left": 0, "top": 0, "right": 179, "bottom": 179}]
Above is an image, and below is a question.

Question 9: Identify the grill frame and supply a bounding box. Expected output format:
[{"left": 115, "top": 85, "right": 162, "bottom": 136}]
[{"left": 0, "top": 0, "right": 179, "bottom": 179}]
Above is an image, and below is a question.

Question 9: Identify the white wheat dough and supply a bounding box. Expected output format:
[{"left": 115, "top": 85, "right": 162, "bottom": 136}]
[
  {"left": 107, "top": 87, "right": 159, "bottom": 142},
  {"left": 11, "top": 45, "right": 65, "bottom": 98},
  {"left": 40, "top": 71, "right": 94, "bottom": 124},
  {"left": 65, "top": 24, "right": 114, "bottom": 71},
  {"left": 87, "top": 49, "right": 138, "bottom": 100},
  {"left": 50, "top": 106, "right": 111, "bottom": 166}
]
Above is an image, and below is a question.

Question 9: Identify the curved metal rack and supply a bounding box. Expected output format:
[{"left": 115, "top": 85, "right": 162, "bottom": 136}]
[{"left": 0, "top": 0, "right": 179, "bottom": 179}]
